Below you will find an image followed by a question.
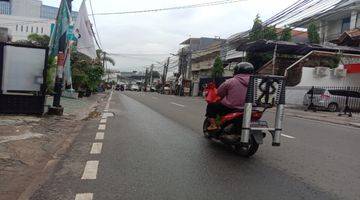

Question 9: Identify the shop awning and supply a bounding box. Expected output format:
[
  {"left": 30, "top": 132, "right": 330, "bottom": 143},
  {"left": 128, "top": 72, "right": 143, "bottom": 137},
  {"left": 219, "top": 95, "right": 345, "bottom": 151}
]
[{"left": 236, "top": 40, "right": 360, "bottom": 55}]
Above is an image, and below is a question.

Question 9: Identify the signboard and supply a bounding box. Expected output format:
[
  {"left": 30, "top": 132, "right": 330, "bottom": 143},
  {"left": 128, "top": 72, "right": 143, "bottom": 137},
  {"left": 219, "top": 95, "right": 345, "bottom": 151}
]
[{"left": 1, "top": 46, "right": 46, "bottom": 93}]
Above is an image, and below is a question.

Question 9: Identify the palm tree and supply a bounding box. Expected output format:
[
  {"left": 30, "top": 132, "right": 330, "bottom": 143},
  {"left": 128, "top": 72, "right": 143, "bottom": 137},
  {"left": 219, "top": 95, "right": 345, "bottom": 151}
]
[{"left": 96, "top": 49, "right": 115, "bottom": 67}]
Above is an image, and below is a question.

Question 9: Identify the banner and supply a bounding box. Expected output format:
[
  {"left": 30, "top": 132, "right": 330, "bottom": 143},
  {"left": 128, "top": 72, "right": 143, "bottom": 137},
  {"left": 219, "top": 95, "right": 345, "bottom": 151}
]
[{"left": 74, "top": 0, "right": 97, "bottom": 59}]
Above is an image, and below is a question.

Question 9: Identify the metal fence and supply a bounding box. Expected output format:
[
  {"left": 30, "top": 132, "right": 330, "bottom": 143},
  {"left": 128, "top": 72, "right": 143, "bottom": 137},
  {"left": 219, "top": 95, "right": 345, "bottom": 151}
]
[{"left": 307, "top": 86, "right": 360, "bottom": 116}]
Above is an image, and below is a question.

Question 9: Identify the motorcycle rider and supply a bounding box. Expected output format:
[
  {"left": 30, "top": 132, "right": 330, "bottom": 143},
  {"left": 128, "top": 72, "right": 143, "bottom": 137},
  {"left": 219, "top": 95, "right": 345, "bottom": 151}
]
[{"left": 206, "top": 62, "right": 254, "bottom": 131}]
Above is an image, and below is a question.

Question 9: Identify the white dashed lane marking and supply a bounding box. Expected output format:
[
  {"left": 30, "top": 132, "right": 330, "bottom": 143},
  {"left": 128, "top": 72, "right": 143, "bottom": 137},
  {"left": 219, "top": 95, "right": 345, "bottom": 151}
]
[
  {"left": 171, "top": 102, "right": 185, "bottom": 107},
  {"left": 152, "top": 96, "right": 159, "bottom": 100},
  {"left": 100, "top": 118, "right": 107, "bottom": 124},
  {"left": 75, "top": 193, "right": 93, "bottom": 200},
  {"left": 281, "top": 134, "right": 295, "bottom": 139},
  {"left": 90, "top": 142, "right": 103, "bottom": 154},
  {"left": 81, "top": 161, "right": 99, "bottom": 180},
  {"left": 95, "top": 132, "right": 104, "bottom": 140},
  {"left": 98, "top": 124, "right": 106, "bottom": 130}
]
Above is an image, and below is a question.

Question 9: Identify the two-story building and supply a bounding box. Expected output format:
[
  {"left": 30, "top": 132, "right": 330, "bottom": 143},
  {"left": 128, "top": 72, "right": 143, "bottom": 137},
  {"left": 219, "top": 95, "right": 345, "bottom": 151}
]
[{"left": 292, "top": 0, "right": 360, "bottom": 44}]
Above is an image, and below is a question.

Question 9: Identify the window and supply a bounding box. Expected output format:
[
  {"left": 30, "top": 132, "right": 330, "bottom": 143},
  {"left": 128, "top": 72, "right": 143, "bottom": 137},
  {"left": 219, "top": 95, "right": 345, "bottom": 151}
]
[
  {"left": 41, "top": 27, "right": 43, "bottom": 33},
  {"left": 36, "top": 27, "right": 38, "bottom": 33},
  {"left": 26, "top": 26, "right": 28, "bottom": 32},
  {"left": 31, "top": 27, "right": 33, "bottom": 33},
  {"left": 307, "top": 88, "right": 325, "bottom": 95},
  {"left": 21, "top": 25, "right": 23, "bottom": 32},
  {"left": 15, "top": 25, "right": 18, "bottom": 31},
  {"left": 341, "top": 17, "right": 351, "bottom": 33}
]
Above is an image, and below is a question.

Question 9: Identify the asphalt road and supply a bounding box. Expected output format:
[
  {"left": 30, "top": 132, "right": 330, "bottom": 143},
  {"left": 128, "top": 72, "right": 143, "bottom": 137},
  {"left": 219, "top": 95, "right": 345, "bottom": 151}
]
[{"left": 30, "top": 91, "right": 360, "bottom": 200}]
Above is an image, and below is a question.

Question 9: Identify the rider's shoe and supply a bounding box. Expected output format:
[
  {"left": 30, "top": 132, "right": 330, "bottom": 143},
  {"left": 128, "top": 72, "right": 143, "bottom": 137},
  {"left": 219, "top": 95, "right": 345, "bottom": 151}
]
[{"left": 207, "top": 123, "right": 219, "bottom": 131}]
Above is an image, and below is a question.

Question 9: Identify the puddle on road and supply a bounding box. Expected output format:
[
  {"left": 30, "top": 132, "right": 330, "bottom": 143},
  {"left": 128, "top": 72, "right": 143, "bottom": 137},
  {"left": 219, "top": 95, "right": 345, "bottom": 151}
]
[{"left": 102, "top": 112, "right": 114, "bottom": 118}]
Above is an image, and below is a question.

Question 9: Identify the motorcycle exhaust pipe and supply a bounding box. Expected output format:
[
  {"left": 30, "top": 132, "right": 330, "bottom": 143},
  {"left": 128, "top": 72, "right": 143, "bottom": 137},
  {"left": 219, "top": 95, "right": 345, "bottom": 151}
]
[
  {"left": 273, "top": 104, "right": 284, "bottom": 146},
  {"left": 241, "top": 103, "right": 253, "bottom": 146}
]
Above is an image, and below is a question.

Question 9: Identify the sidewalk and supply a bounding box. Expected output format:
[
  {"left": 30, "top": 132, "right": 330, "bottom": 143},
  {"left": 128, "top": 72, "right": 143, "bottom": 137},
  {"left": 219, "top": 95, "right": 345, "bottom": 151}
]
[
  {"left": 282, "top": 105, "right": 360, "bottom": 128},
  {"left": 0, "top": 92, "right": 109, "bottom": 200}
]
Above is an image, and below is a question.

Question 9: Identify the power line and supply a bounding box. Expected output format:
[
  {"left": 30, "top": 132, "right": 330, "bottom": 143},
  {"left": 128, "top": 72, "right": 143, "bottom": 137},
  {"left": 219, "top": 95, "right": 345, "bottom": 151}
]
[
  {"left": 88, "top": 0, "right": 103, "bottom": 49},
  {"left": 91, "top": 0, "right": 246, "bottom": 16}
]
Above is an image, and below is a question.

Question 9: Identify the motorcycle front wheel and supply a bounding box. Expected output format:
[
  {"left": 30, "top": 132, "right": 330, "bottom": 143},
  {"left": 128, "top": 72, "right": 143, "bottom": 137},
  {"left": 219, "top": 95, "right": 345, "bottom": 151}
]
[{"left": 233, "top": 136, "right": 259, "bottom": 157}]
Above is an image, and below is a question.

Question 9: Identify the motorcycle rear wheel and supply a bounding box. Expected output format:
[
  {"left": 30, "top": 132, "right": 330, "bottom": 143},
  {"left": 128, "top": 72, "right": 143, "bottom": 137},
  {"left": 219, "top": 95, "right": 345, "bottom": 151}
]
[
  {"left": 203, "top": 118, "right": 212, "bottom": 139},
  {"left": 234, "top": 136, "right": 259, "bottom": 157}
]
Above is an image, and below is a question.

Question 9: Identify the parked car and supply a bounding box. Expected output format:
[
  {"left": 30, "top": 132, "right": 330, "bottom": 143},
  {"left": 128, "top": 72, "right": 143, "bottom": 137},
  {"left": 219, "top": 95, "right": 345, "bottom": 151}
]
[
  {"left": 130, "top": 84, "right": 140, "bottom": 91},
  {"left": 303, "top": 88, "right": 360, "bottom": 112}
]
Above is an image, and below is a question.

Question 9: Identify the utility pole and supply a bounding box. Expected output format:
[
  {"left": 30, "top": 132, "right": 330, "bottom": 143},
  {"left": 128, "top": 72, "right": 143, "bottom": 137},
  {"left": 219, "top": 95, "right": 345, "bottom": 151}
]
[
  {"left": 162, "top": 57, "right": 170, "bottom": 94},
  {"left": 51, "top": 0, "right": 72, "bottom": 115},
  {"left": 145, "top": 68, "right": 149, "bottom": 91},
  {"left": 150, "top": 64, "right": 154, "bottom": 87}
]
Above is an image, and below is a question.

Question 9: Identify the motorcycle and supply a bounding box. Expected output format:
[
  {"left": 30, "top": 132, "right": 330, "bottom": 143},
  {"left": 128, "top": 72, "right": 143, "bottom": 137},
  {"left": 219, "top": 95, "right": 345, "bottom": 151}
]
[{"left": 203, "top": 75, "right": 286, "bottom": 157}]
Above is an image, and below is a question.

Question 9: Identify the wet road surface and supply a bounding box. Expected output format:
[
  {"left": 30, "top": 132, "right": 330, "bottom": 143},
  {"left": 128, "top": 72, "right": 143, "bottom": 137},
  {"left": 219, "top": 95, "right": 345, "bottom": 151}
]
[{"left": 30, "top": 91, "right": 360, "bottom": 200}]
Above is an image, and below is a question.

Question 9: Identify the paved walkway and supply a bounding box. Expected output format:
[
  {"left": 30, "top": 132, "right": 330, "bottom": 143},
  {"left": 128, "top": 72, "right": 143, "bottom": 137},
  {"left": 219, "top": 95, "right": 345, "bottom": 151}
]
[{"left": 283, "top": 105, "right": 360, "bottom": 128}]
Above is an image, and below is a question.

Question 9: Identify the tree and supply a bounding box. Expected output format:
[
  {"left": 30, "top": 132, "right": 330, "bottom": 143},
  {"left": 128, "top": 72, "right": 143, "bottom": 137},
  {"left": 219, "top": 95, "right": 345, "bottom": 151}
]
[
  {"left": 249, "top": 14, "right": 263, "bottom": 41},
  {"left": 263, "top": 26, "right": 278, "bottom": 40},
  {"left": 247, "top": 15, "right": 277, "bottom": 70},
  {"left": 280, "top": 26, "right": 292, "bottom": 41},
  {"left": 27, "top": 34, "right": 50, "bottom": 47},
  {"left": 96, "top": 49, "right": 115, "bottom": 66},
  {"left": 12, "top": 34, "right": 50, "bottom": 47},
  {"left": 211, "top": 56, "right": 224, "bottom": 78},
  {"left": 71, "top": 50, "right": 105, "bottom": 93},
  {"left": 308, "top": 22, "right": 320, "bottom": 44}
]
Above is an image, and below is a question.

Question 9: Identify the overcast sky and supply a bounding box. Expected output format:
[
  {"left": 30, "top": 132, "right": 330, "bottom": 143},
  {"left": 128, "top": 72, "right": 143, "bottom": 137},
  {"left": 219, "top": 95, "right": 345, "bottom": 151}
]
[{"left": 42, "top": 0, "right": 299, "bottom": 72}]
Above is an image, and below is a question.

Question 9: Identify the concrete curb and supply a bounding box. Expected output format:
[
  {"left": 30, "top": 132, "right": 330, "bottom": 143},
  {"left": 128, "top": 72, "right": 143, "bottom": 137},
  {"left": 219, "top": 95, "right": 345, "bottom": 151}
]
[{"left": 284, "top": 112, "right": 360, "bottom": 128}]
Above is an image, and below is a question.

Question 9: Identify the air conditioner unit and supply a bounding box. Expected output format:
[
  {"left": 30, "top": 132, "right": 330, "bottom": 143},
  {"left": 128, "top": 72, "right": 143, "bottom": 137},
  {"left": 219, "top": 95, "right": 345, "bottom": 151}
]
[
  {"left": 314, "top": 67, "right": 330, "bottom": 77},
  {"left": 334, "top": 68, "right": 347, "bottom": 78}
]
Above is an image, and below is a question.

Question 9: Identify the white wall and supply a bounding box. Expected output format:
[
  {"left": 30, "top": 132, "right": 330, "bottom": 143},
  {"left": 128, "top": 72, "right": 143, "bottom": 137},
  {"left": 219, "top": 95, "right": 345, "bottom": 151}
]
[
  {"left": 286, "top": 67, "right": 360, "bottom": 106},
  {"left": 297, "top": 67, "right": 360, "bottom": 87},
  {"left": 0, "top": 14, "right": 53, "bottom": 41}
]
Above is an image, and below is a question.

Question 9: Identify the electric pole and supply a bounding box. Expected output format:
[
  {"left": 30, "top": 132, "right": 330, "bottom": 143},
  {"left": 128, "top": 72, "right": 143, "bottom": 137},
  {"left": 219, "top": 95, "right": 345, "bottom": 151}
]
[
  {"left": 145, "top": 68, "right": 149, "bottom": 91},
  {"left": 162, "top": 57, "right": 170, "bottom": 94},
  {"left": 150, "top": 64, "right": 154, "bottom": 87}
]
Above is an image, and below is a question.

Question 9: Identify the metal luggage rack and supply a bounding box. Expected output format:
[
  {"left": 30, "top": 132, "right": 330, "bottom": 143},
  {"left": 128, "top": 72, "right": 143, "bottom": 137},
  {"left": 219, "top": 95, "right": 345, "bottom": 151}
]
[{"left": 241, "top": 75, "right": 286, "bottom": 146}]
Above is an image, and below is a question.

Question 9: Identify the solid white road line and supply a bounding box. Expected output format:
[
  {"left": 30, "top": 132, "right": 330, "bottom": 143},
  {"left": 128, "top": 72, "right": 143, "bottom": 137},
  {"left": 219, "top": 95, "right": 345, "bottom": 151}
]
[
  {"left": 100, "top": 118, "right": 107, "bottom": 124},
  {"left": 90, "top": 142, "right": 103, "bottom": 154},
  {"left": 81, "top": 161, "right": 99, "bottom": 180},
  {"left": 281, "top": 134, "right": 295, "bottom": 139},
  {"left": 171, "top": 102, "right": 185, "bottom": 107},
  {"left": 98, "top": 124, "right": 106, "bottom": 130},
  {"left": 95, "top": 132, "right": 104, "bottom": 140},
  {"left": 75, "top": 193, "right": 93, "bottom": 200}
]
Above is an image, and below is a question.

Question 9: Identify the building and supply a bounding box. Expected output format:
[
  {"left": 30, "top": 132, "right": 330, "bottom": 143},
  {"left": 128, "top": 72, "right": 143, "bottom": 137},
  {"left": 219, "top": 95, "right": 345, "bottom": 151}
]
[
  {"left": 178, "top": 37, "right": 225, "bottom": 80},
  {"left": 0, "top": 0, "right": 78, "bottom": 41},
  {"left": 292, "top": 0, "right": 360, "bottom": 45},
  {"left": 191, "top": 39, "right": 229, "bottom": 82}
]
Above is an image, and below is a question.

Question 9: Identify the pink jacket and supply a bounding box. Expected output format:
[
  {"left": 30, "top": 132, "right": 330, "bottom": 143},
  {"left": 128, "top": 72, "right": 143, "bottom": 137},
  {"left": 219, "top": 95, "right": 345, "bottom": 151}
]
[{"left": 217, "top": 74, "right": 250, "bottom": 110}]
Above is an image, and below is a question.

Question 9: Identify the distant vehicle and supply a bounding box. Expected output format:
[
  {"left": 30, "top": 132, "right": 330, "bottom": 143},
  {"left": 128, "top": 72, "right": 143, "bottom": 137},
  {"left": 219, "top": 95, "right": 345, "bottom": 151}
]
[
  {"left": 115, "top": 84, "right": 125, "bottom": 91},
  {"left": 303, "top": 88, "right": 360, "bottom": 112},
  {"left": 130, "top": 84, "right": 140, "bottom": 91}
]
